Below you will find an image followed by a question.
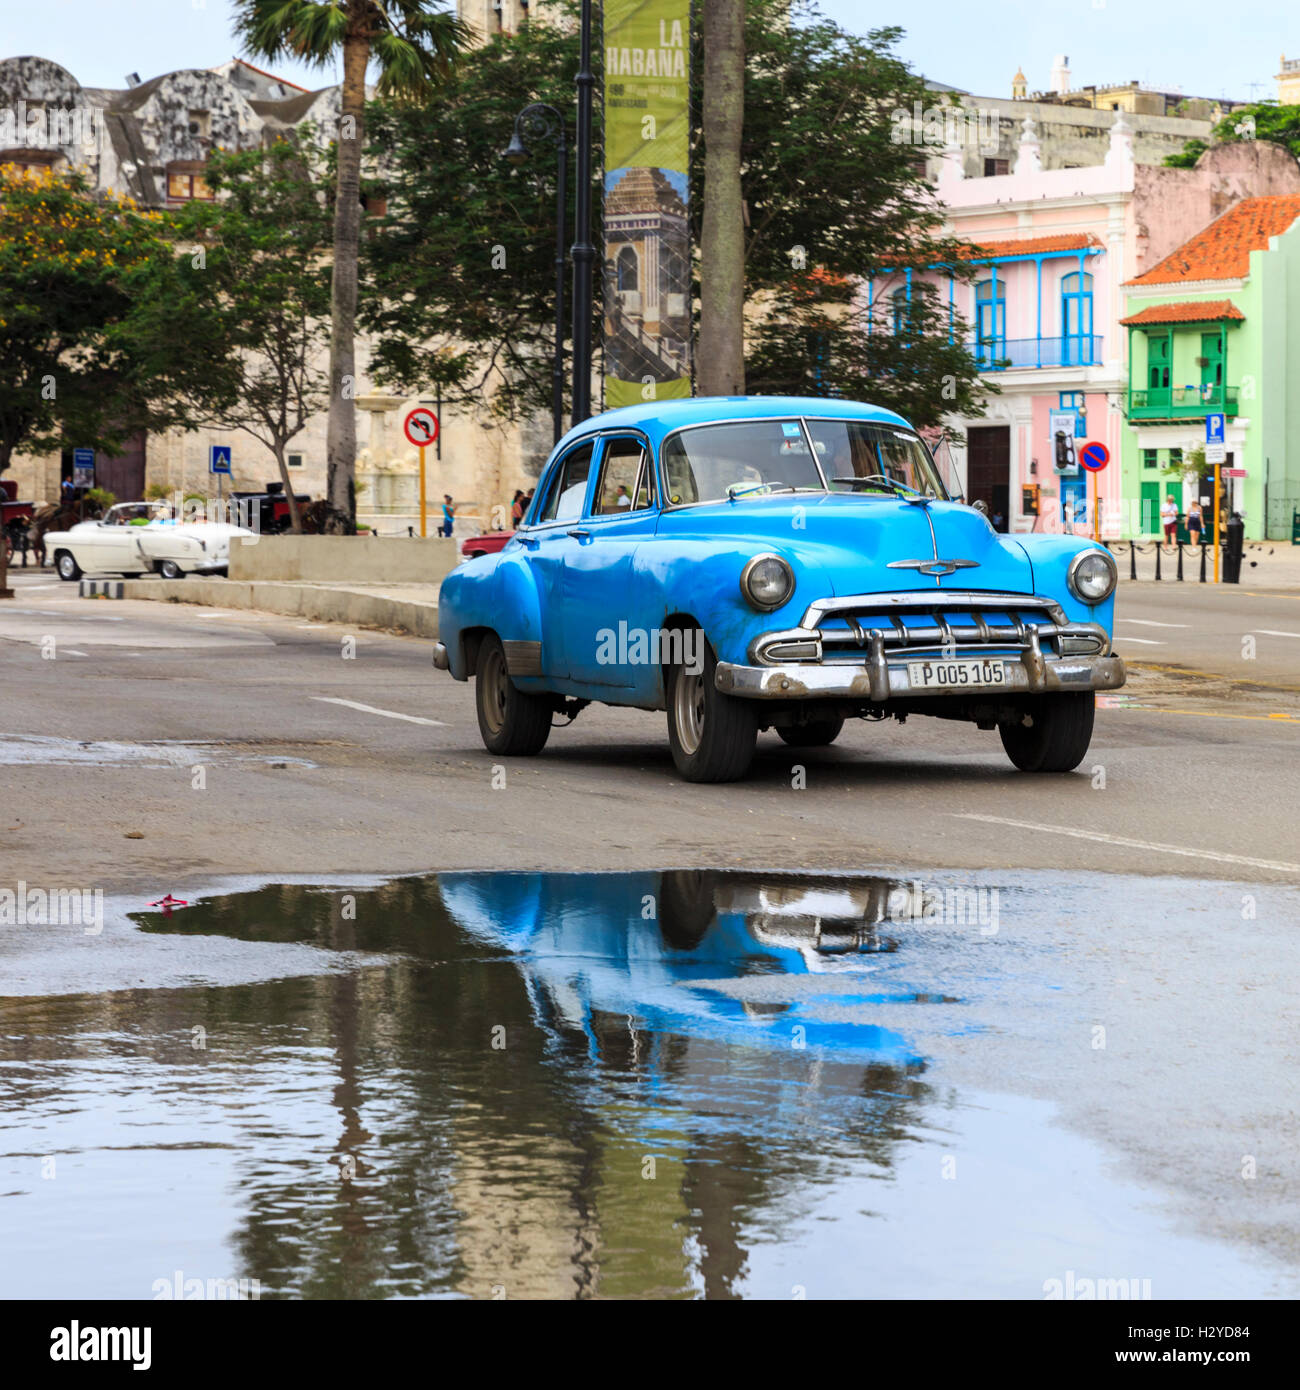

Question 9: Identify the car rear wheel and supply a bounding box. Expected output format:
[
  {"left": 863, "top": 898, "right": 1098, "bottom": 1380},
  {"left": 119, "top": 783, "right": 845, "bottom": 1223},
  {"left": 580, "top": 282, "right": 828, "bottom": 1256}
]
[
  {"left": 158, "top": 560, "right": 184, "bottom": 580},
  {"left": 475, "top": 633, "right": 551, "bottom": 756},
  {"left": 999, "top": 693, "right": 1095, "bottom": 773},
  {"left": 55, "top": 551, "right": 82, "bottom": 582},
  {"left": 777, "top": 716, "right": 845, "bottom": 748},
  {"left": 665, "top": 630, "right": 757, "bottom": 783}
]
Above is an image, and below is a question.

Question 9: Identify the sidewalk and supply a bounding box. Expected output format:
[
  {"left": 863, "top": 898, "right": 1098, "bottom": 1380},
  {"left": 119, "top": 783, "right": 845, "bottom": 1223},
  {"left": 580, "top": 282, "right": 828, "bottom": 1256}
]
[
  {"left": 118, "top": 576, "right": 441, "bottom": 638},
  {"left": 1115, "top": 539, "right": 1300, "bottom": 589}
]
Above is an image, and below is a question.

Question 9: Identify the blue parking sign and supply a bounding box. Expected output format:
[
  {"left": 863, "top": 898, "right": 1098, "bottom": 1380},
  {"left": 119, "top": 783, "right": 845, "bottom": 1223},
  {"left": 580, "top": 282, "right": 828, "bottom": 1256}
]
[
  {"left": 209, "top": 444, "right": 232, "bottom": 475},
  {"left": 1205, "top": 413, "right": 1225, "bottom": 445}
]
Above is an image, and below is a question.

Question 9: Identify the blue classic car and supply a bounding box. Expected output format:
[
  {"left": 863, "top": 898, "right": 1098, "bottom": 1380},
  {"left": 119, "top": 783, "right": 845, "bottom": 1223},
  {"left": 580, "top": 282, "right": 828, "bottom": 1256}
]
[{"left": 432, "top": 396, "right": 1126, "bottom": 782}]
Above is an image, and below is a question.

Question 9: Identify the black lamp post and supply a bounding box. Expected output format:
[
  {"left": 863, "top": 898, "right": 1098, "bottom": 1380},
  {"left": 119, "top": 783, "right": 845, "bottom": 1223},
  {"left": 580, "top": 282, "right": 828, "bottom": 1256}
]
[
  {"left": 505, "top": 104, "right": 569, "bottom": 446},
  {"left": 571, "top": 0, "right": 596, "bottom": 424}
]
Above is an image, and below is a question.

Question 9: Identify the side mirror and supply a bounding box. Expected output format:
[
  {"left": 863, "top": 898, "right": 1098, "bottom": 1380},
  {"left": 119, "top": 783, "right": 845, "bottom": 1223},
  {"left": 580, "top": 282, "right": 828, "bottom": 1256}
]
[{"left": 971, "top": 499, "right": 990, "bottom": 518}]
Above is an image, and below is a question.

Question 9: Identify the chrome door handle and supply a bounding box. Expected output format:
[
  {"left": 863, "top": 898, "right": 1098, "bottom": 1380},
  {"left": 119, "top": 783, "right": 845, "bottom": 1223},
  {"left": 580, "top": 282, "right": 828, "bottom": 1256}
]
[{"left": 567, "top": 529, "right": 591, "bottom": 541}]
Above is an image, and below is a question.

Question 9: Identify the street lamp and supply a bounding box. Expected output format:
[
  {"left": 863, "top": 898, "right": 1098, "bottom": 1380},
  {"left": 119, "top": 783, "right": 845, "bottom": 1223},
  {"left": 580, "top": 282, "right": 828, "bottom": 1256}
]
[
  {"left": 504, "top": 103, "right": 569, "bottom": 446},
  {"left": 571, "top": 0, "right": 596, "bottom": 424}
]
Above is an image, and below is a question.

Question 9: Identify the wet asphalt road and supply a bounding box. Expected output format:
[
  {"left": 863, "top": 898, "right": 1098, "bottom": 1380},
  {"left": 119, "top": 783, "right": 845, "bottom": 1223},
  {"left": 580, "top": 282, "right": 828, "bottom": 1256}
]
[
  {"left": 3, "top": 573, "right": 1300, "bottom": 1299},
  {"left": 1, "top": 569, "right": 1299, "bottom": 889}
]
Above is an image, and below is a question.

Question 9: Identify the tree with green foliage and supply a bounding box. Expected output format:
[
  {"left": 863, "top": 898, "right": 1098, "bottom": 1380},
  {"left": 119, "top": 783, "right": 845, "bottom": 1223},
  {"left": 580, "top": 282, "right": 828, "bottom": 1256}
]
[
  {"left": 0, "top": 167, "right": 212, "bottom": 596},
  {"left": 165, "top": 137, "right": 334, "bottom": 533},
  {"left": 1164, "top": 102, "right": 1300, "bottom": 168},
  {"left": 361, "top": 19, "right": 590, "bottom": 424},
  {"left": 364, "top": 1, "right": 987, "bottom": 432},
  {"left": 233, "top": 0, "right": 468, "bottom": 527}
]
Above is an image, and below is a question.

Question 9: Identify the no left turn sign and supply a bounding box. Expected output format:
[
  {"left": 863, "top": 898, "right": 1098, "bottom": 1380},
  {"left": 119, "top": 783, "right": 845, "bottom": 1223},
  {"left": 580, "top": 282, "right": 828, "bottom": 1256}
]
[{"left": 403, "top": 407, "right": 440, "bottom": 448}]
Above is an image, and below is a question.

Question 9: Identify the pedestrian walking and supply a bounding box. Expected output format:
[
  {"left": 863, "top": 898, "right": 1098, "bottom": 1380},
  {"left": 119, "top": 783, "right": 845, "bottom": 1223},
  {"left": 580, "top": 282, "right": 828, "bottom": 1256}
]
[
  {"left": 1187, "top": 500, "right": 1203, "bottom": 547},
  {"left": 439, "top": 494, "right": 456, "bottom": 538},
  {"left": 1161, "top": 495, "right": 1178, "bottom": 546},
  {"left": 510, "top": 490, "right": 525, "bottom": 528}
]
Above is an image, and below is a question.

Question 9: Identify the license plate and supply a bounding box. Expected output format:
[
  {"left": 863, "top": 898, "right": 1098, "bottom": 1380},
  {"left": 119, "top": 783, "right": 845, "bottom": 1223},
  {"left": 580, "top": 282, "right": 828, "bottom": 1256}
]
[{"left": 906, "top": 658, "right": 1007, "bottom": 689}]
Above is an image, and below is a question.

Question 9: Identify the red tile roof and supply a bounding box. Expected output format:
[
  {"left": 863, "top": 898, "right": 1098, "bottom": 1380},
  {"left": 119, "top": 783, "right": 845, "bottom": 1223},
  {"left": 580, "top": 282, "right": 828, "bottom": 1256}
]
[
  {"left": 1126, "top": 195, "right": 1300, "bottom": 285},
  {"left": 957, "top": 233, "right": 1102, "bottom": 261},
  {"left": 1120, "top": 300, "right": 1245, "bottom": 326}
]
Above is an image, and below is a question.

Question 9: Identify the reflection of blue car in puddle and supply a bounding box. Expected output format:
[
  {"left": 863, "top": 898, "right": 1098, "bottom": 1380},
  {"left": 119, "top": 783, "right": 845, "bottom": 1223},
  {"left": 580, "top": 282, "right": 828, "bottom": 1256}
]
[{"left": 439, "top": 870, "right": 923, "bottom": 1065}]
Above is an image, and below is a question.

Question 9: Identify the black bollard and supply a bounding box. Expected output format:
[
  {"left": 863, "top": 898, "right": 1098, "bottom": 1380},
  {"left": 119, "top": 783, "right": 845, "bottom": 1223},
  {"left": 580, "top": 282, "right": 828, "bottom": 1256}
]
[
  {"left": 1199, "top": 539, "right": 1207, "bottom": 583},
  {"left": 1129, "top": 540, "right": 1137, "bottom": 581},
  {"left": 1154, "top": 543, "right": 1162, "bottom": 581},
  {"left": 1176, "top": 543, "right": 1184, "bottom": 581}
]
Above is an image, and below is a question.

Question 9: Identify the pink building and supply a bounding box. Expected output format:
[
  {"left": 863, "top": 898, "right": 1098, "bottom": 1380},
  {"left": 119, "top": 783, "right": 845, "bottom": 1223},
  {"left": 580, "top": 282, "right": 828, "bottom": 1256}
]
[{"left": 869, "top": 115, "right": 1300, "bottom": 537}]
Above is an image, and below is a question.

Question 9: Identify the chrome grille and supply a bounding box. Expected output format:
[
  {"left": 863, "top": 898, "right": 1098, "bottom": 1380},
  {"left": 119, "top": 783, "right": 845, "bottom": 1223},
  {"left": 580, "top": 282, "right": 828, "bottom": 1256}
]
[{"left": 751, "top": 592, "right": 1107, "bottom": 667}]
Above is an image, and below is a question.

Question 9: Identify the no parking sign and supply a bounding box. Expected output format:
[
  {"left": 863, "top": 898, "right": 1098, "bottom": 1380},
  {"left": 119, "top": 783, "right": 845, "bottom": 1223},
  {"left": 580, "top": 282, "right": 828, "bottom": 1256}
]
[{"left": 1079, "top": 441, "right": 1109, "bottom": 472}]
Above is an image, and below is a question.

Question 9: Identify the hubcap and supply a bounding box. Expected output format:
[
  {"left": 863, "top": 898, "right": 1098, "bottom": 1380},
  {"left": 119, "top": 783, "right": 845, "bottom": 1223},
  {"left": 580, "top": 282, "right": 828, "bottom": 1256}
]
[
  {"left": 673, "top": 665, "right": 706, "bottom": 756},
  {"left": 481, "top": 647, "right": 508, "bottom": 734},
  {"left": 58, "top": 556, "right": 75, "bottom": 578}
]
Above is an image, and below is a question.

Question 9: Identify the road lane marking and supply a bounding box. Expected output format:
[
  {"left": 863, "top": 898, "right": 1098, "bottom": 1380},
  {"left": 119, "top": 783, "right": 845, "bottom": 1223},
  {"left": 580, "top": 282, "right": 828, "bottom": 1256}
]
[
  {"left": 953, "top": 814, "right": 1300, "bottom": 874},
  {"left": 1118, "top": 618, "right": 1189, "bottom": 628},
  {"left": 1252, "top": 629, "right": 1300, "bottom": 639},
  {"left": 312, "top": 696, "right": 446, "bottom": 726},
  {"left": 1119, "top": 637, "right": 1164, "bottom": 645}
]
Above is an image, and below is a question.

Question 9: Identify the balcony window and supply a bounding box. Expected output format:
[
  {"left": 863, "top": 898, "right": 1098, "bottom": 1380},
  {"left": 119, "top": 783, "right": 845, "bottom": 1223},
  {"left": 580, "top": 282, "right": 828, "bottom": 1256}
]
[
  {"left": 890, "top": 286, "right": 910, "bottom": 336},
  {"left": 1061, "top": 272, "right": 1094, "bottom": 365},
  {"left": 1143, "top": 449, "right": 1158, "bottom": 469},
  {"left": 974, "top": 278, "right": 1006, "bottom": 364}
]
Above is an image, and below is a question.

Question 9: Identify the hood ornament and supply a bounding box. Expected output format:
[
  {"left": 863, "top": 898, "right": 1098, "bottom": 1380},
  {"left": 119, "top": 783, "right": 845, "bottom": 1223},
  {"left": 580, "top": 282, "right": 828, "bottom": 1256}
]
[{"left": 887, "top": 558, "right": 981, "bottom": 578}]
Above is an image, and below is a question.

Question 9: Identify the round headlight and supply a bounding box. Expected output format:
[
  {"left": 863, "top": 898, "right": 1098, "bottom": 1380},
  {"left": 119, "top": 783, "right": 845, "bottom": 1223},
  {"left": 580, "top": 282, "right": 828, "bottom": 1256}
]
[
  {"left": 740, "top": 553, "right": 795, "bottom": 611},
  {"left": 1068, "top": 548, "right": 1117, "bottom": 604}
]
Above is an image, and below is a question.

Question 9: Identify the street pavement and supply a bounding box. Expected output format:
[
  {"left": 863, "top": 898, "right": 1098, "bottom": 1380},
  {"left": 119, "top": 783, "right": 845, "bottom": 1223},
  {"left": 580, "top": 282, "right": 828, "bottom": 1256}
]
[{"left": 2, "top": 568, "right": 1298, "bottom": 890}]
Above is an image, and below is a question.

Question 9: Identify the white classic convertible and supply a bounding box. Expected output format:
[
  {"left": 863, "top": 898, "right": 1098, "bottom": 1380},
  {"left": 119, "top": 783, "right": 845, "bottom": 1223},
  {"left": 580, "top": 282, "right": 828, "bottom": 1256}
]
[{"left": 45, "top": 503, "right": 253, "bottom": 581}]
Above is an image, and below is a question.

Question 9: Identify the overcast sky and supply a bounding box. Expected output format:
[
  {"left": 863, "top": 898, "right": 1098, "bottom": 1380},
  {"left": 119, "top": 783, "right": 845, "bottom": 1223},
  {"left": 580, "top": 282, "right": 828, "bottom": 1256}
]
[{"left": 1, "top": 0, "right": 1291, "bottom": 102}]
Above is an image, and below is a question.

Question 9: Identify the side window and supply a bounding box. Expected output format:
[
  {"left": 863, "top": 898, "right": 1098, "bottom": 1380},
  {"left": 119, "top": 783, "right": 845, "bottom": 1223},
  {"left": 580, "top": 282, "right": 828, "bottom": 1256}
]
[
  {"left": 592, "top": 437, "right": 654, "bottom": 515},
  {"left": 538, "top": 443, "right": 594, "bottom": 524}
]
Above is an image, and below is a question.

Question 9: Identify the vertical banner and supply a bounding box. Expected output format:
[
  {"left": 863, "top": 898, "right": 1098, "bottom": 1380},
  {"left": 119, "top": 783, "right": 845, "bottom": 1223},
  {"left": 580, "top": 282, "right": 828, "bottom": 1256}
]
[{"left": 603, "top": 0, "right": 692, "bottom": 408}]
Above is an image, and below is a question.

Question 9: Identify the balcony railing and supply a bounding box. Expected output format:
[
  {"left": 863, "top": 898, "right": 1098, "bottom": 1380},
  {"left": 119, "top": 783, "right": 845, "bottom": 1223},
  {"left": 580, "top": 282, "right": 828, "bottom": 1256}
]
[
  {"left": 1127, "top": 385, "right": 1240, "bottom": 419},
  {"left": 967, "top": 336, "right": 1104, "bottom": 370}
]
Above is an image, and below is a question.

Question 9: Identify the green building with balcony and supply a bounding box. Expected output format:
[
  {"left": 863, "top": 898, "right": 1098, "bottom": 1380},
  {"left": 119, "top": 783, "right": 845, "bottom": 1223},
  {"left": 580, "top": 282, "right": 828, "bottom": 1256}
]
[{"left": 1120, "top": 195, "right": 1300, "bottom": 540}]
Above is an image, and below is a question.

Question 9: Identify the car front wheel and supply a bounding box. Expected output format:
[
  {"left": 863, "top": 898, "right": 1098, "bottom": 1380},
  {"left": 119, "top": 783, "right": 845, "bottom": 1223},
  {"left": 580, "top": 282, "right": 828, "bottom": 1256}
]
[
  {"left": 158, "top": 560, "right": 185, "bottom": 580},
  {"left": 665, "top": 630, "right": 757, "bottom": 783},
  {"left": 999, "top": 693, "right": 1095, "bottom": 773},
  {"left": 55, "top": 551, "right": 82, "bottom": 582},
  {"left": 475, "top": 633, "right": 551, "bottom": 756},
  {"left": 777, "top": 715, "right": 845, "bottom": 748}
]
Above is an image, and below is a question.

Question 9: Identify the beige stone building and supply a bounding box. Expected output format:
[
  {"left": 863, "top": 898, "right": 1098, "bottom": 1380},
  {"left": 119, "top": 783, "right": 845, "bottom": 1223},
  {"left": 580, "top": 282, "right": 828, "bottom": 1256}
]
[{"left": 1, "top": 47, "right": 549, "bottom": 535}]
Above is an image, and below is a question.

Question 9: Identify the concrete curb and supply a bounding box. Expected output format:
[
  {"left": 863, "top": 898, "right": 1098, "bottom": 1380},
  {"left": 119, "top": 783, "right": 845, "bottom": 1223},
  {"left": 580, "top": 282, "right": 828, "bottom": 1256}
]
[{"left": 118, "top": 578, "right": 440, "bottom": 639}]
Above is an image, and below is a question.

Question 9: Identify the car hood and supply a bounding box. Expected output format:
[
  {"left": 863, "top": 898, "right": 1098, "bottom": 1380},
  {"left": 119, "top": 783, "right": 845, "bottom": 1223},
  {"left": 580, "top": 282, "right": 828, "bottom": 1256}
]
[{"left": 659, "top": 494, "right": 1035, "bottom": 596}]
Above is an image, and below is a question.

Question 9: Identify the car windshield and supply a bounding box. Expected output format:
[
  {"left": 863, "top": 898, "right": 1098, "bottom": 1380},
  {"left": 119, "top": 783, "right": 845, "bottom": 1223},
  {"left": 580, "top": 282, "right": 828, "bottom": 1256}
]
[
  {"left": 103, "top": 503, "right": 154, "bottom": 526},
  {"left": 662, "top": 420, "right": 825, "bottom": 506},
  {"left": 804, "top": 419, "right": 948, "bottom": 499}
]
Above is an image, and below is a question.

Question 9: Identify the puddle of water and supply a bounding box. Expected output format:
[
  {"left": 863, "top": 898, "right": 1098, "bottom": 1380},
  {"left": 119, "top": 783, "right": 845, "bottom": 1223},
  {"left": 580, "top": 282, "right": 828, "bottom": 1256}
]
[
  {"left": 0, "top": 733, "right": 315, "bottom": 769},
  {"left": 0, "top": 870, "right": 1294, "bottom": 1300}
]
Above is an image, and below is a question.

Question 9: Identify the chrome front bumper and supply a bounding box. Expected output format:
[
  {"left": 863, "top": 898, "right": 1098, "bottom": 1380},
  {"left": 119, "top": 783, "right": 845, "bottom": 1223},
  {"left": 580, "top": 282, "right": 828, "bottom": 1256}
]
[
  {"left": 716, "top": 590, "right": 1127, "bottom": 701},
  {"left": 432, "top": 641, "right": 450, "bottom": 670},
  {"left": 716, "top": 652, "right": 1125, "bottom": 700}
]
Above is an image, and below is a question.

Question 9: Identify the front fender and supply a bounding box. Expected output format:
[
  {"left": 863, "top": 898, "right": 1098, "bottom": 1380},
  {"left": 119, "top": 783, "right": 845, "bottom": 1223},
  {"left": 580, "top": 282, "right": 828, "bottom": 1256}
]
[
  {"left": 1017, "top": 534, "right": 1118, "bottom": 633},
  {"left": 438, "top": 548, "right": 544, "bottom": 680},
  {"left": 651, "top": 541, "right": 808, "bottom": 667}
]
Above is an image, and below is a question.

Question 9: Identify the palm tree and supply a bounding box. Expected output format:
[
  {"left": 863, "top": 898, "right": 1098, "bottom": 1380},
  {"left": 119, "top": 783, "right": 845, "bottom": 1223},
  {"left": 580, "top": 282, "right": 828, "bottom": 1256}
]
[{"left": 234, "top": 1, "right": 466, "bottom": 526}]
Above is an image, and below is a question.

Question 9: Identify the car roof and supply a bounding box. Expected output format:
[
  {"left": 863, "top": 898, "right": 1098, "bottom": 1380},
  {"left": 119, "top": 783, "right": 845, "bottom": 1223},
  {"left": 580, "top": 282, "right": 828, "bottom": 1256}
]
[{"left": 555, "top": 395, "right": 914, "bottom": 453}]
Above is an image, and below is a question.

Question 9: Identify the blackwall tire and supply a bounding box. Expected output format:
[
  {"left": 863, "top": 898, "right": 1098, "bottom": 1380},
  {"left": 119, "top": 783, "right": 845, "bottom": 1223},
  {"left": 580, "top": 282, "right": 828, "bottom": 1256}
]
[
  {"left": 474, "top": 632, "right": 552, "bottom": 757},
  {"left": 665, "top": 630, "right": 757, "bottom": 783},
  {"left": 999, "top": 693, "right": 1096, "bottom": 773},
  {"left": 777, "top": 716, "right": 845, "bottom": 748}
]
